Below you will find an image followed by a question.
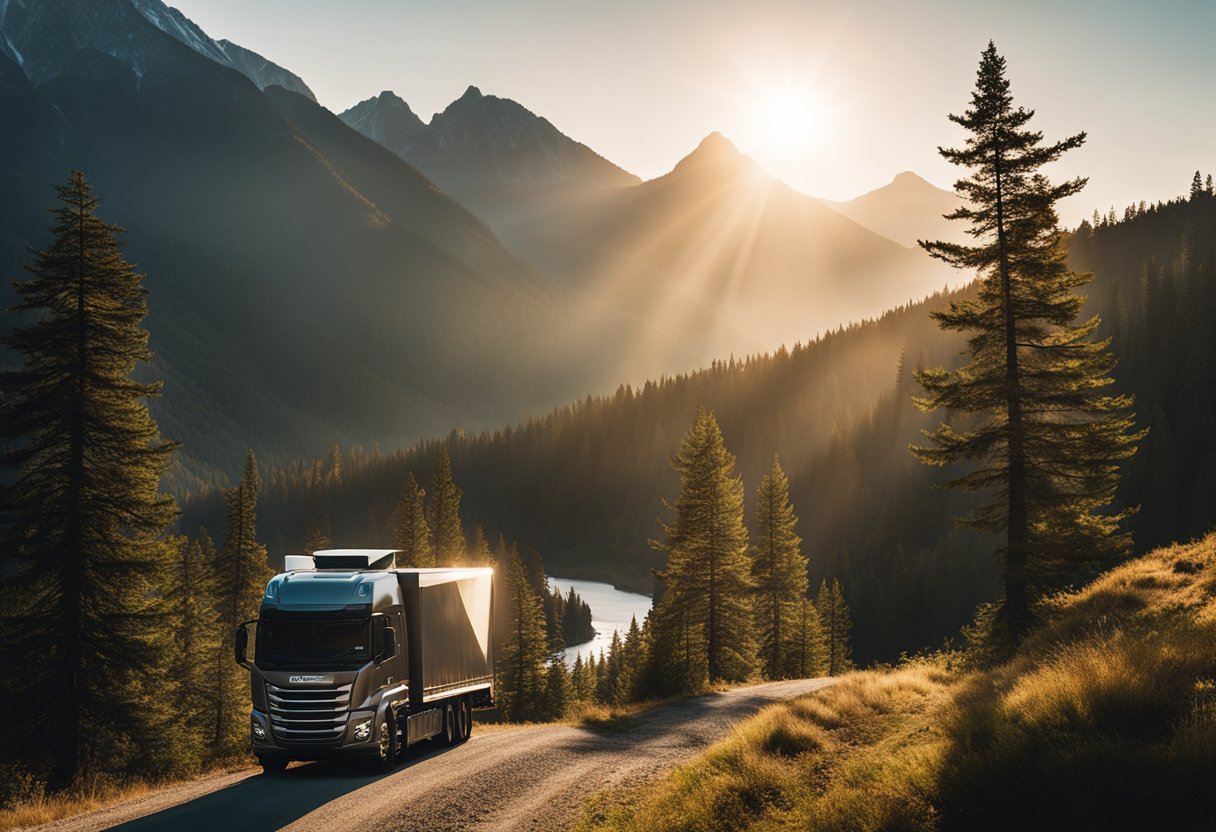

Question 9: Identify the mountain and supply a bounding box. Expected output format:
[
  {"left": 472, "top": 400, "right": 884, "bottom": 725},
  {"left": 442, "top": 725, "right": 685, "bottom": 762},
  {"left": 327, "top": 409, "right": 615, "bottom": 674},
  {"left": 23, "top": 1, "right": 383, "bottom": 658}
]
[
  {"left": 492, "top": 132, "right": 956, "bottom": 375},
  {"left": 340, "top": 85, "right": 641, "bottom": 227},
  {"left": 0, "top": 0, "right": 613, "bottom": 488},
  {"left": 826, "top": 170, "right": 966, "bottom": 247},
  {"left": 339, "top": 90, "right": 425, "bottom": 157},
  {"left": 214, "top": 39, "right": 315, "bottom": 101},
  {"left": 339, "top": 92, "right": 956, "bottom": 381},
  {"left": 128, "top": 0, "right": 316, "bottom": 100}
]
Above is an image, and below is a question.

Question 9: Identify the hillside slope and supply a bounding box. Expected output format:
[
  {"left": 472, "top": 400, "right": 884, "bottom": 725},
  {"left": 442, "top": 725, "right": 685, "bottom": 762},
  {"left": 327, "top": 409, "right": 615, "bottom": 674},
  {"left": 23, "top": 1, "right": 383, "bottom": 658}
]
[
  {"left": 576, "top": 532, "right": 1216, "bottom": 832},
  {"left": 0, "top": 0, "right": 617, "bottom": 488}
]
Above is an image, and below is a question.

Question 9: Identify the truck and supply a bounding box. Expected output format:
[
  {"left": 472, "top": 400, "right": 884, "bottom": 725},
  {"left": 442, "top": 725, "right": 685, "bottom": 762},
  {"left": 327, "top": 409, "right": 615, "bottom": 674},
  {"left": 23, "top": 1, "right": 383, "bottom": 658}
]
[{"left": 234, "top": 549, "right": 494, "bottom": 774}]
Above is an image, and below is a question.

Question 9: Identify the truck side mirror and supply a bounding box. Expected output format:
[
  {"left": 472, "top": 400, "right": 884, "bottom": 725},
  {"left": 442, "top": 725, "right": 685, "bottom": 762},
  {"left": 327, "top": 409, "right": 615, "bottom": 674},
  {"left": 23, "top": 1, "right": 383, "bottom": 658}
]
[
  {"left": 235, "top": 625, "right": 250, "bottom": 669},
  {"left": 376, "top": 622, "right": 396, "bottom": 664}
]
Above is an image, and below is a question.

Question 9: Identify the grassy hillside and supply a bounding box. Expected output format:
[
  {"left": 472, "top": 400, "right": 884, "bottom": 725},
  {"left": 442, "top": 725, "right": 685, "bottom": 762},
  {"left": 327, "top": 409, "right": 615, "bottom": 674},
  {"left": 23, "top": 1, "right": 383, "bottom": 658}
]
[{"left": 576, "top": 533, "right": 1216, "bottom": 832}]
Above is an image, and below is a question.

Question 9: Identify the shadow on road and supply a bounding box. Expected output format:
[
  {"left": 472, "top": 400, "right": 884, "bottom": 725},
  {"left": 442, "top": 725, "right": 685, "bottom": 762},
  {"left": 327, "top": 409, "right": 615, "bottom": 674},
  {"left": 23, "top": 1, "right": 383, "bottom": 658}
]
[{"left": 111, "top": 744, "right": 446, "bottom": 832}]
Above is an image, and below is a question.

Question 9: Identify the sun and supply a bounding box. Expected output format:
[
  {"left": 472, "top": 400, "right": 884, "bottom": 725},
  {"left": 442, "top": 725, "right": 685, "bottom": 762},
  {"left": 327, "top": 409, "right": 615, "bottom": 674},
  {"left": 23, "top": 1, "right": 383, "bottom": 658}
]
[
  {"left": 754, "top": 86, "right": 819, "bottom": 148},
  {"left": 737, "top": 77, "right": 830, "bottom": 175}
]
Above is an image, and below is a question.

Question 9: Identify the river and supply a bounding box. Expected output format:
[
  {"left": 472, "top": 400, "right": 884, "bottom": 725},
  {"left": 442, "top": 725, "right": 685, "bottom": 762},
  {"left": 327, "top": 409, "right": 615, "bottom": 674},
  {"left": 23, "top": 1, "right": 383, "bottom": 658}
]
[{"left": 547, "top": 576, "right": 653, "bottom": 667}]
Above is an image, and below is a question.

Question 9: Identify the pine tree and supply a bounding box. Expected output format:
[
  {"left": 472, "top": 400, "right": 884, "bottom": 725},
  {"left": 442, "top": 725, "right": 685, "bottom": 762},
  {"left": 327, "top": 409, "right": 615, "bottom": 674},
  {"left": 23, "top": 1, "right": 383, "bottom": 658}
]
[
  {"left": 393, "top": 471, "right": 433, "bottom": 567},
  {"left": 750, "top": 455, "right": 810, "bottom": 680},
  {"left": 469, "top": 525, "right": 494, "bottom": 566},
  {"left": 326, "top": 444, "right": 343, "bottom": 485},
  {"left": 301, "top": 460, "right": 331, "bottom": 552},
  {"left": 0, "top": 172, "right": 178, "bottom": 791},
  {"left": 496, "top": 547, "right": 548, "bottom": 721},
  {"left": 428, "top": 446, "right": 465, "bottom": 566},
  {"left": 913, "top": 42, "right": 1142, "bottom": 647},
  {"left": 571, "top": 654, "right": 589, "bottom": 701},
  {"left": 816, "top": 579, "right": 853, "bottom": 675},
  {"left": 543, "top": 656, "right": 571, "bottom": 719},
  {"left": 648, "top": 408, "right": 755, "bottom": 693},
  {"left": 215, "top": 451, "right": 272, "bottom": 754},
  {"left": 792, "top": 597, "right": 827, "bottom": 678},
  {"left": 622, "top": 615, "right": 646, "bottom": 701},
  {"left": 1191, "top": 170, "right": 1204, "bottom": 200},
  {"left": 168, "top": 530, "right": 223, "bottom": 770}
]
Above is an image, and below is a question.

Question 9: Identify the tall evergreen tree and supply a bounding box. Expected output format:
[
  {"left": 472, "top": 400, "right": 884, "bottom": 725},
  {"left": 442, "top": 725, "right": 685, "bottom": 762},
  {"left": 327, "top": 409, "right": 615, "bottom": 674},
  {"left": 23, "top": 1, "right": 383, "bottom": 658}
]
[
  {"left": 301, "top": 460, "right": 331, "bottom": 552},
  {"left": 168, "top": 530, "right": 223, "bottom": 770},
  {"left": 496, "top": 546, "right": 549, "bottom": 721},
  {"left": 750, "top": 455, "right": 810, "bottom": 679},
  {"left": 469, "top": 524, "right": 494, "bottom": 566},
  {"left": 621, "top": 615, "right": 647, "bottom": 702},
  {"left": 0, "top": 172, "right": 178, "bottom": 791},
  {"left": 816, "top": 579, "right": 853, "bottom": 676},
  {"left": 392, "top": 471, "right": 433, "bottom": 567},
  {"left": 215, "top": 450, "right": 271, "bottom": 754},
  {"left": 792, "top": 597, "right": 827, "bottom": 679},
  {"left": 913, "top": 42, "right": 1141, "bottom": 646},
  {"left": 543, "top": 655, "right": 571, "bottom": 719},
  {"left": 428, "top": 446, "right": 465, "bottom": 565},
  {"left": 648, "top": 408, "right": 755, "bottom": 693}
]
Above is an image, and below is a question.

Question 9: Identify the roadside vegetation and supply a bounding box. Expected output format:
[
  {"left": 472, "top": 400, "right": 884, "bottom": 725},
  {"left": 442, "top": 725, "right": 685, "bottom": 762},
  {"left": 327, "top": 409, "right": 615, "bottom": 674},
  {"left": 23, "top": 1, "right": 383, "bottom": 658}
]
[{"left": 575, "top": 533, "right": 1216, "bottom": 832}]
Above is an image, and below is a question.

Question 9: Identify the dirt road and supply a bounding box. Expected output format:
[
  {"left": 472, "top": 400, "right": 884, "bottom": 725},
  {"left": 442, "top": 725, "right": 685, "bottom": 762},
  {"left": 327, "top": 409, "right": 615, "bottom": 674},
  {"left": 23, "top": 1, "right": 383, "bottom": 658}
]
[{"left": 35, "top": 678, "right": 832, "bottom": 832}]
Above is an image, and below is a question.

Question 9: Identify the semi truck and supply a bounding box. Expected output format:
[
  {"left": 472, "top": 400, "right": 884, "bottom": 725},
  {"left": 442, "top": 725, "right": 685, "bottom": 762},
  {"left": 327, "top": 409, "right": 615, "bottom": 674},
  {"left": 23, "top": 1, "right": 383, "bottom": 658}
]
[{"left": 234, "top": 549, "right": 494, "bottom": 774}]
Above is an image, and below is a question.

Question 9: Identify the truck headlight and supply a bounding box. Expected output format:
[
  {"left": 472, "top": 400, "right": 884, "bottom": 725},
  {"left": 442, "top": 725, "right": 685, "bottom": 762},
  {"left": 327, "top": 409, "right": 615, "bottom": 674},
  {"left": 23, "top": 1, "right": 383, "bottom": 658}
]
[
  {"left": 353, "top": 719, "right": 372, "bottom": 741},
  {"left": 252, "top": 722, "right": 267, "bottom": 740}
]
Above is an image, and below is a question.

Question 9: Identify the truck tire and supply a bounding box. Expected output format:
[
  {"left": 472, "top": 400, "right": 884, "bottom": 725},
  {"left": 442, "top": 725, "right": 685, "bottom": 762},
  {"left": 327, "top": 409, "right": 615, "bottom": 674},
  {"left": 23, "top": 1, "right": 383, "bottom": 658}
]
[
  {"left": 441, "top": 700, "right": 457, "bottom": 746},
  {"left": 376, "top": 712, "right": 398, "bottom": 771},
  {"left": 459, "top": 695, "right": 473, "bottom": 742},
  {"left": 259, "top": 755, "right": 288, "bottom": 776}
]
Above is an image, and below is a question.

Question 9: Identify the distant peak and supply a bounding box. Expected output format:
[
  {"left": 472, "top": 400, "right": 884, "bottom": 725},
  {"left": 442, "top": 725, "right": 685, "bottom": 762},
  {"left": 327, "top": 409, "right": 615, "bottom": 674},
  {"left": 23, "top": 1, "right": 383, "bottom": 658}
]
[
  {"left": 373, "top": 90, "right": 415, "bottom": 110},
  {"left": 461, "top": 85, "right": 483, "bottom": 100},
  {"left": 697, "top": 131, "right": 739, "bottom": 157},
  {"left": 672, "top": 131, "right": 745, "bottom": 174},
  {"left": 891, "top": 171, "right": 930, "bottom": 188}
]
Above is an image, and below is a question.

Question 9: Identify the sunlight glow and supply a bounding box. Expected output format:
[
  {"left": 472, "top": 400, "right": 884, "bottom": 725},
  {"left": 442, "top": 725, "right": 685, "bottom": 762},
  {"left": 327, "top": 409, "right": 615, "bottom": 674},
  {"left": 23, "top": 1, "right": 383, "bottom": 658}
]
[{"left": 752, "top": 85, "right": 821, "bottom": 156}]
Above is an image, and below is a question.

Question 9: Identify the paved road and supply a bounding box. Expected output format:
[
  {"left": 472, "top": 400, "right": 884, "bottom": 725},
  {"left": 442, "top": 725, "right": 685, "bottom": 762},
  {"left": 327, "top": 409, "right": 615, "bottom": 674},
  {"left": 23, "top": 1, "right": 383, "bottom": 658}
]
[{"left": 36, "top": 678, "right": 832, "bottom": 832}]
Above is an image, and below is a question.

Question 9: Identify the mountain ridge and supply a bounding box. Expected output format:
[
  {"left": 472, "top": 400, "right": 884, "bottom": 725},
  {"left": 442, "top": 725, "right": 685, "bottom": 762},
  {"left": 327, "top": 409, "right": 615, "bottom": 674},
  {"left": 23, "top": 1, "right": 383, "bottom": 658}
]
[{"left": 826, "top": 169, "right": 966, "bottom": 247}]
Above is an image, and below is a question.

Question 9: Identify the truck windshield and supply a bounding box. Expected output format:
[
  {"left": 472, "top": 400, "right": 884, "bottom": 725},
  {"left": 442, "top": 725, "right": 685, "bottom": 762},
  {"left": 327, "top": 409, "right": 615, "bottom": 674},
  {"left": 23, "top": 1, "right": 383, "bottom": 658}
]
[{"left": 256, "top": 618, "right": 371, "bottom": 669}]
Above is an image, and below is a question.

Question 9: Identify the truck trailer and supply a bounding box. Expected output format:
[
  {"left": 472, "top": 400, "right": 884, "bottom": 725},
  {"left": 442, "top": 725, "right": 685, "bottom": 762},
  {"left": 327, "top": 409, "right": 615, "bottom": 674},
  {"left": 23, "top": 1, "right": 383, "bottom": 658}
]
[{"left": 234, "top": 549, "right": 494, "bottom": 773}]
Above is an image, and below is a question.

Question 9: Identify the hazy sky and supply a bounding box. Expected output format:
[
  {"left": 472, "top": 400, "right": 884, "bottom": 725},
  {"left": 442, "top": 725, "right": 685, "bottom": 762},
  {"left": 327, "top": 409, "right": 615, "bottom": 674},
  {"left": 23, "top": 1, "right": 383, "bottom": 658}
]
[{"left": 172, "top": 0, "right": 1214, "bottom": 226}]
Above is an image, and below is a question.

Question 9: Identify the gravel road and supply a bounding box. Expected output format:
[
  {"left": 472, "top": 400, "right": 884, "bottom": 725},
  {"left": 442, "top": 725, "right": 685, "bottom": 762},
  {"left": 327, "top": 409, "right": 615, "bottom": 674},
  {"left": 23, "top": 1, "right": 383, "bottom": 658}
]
[{"left": 33, "top": 678, "right": 832, "bottom": 832}]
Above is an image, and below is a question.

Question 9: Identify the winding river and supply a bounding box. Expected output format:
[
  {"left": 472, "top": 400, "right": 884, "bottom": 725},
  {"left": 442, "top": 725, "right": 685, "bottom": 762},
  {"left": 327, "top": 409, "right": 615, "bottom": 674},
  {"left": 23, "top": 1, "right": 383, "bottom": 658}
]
[{"left": 546, "top": 576, "right": 653, "bottom": 667}]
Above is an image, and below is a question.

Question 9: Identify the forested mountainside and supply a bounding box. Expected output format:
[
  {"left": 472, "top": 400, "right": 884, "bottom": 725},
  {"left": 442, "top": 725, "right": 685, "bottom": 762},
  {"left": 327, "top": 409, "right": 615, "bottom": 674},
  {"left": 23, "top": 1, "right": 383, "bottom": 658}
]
[
  {"left": 0, "top": 0, "right": 636, "bottom": 490},
  {"left": 182, "top": 183, "right": 1216, "bottom": 663}
]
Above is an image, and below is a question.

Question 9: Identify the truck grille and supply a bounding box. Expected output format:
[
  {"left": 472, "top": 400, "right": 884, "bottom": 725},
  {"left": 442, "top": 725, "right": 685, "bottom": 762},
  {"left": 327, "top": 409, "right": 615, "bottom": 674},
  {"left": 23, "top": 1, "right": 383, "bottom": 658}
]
[{"left": 266, "top": 682, "right": 352, "bottom": 744}]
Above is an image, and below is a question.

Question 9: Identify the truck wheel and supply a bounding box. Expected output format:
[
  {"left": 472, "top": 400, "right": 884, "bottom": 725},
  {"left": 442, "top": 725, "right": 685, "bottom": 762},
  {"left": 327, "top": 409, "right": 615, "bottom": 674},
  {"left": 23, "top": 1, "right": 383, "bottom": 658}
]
[
  {"left": 376, "top": 712, "right": 398, "bottom": 771},
  {"left": 460, "top": 696, "right": 473, "bottom": 742},
  {"left": 259, "top": 755, "right": 288, "bottom": 776},
  {"left": 441, "top": 701, "right": 457, "bottom": 746}
]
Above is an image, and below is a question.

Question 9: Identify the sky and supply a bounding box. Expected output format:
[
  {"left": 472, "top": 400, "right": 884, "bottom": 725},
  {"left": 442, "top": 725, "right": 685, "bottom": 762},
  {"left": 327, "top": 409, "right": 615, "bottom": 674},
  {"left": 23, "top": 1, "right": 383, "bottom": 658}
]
[{"left": 171, "top": 0, "right": 1215, "bottom": 226}]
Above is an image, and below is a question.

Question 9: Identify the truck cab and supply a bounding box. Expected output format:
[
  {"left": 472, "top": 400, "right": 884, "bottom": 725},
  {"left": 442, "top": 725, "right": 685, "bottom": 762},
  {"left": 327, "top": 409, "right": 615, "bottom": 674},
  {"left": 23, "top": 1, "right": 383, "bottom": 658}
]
[{"left": 235, "top": 549, "right": 494, "bottom": 774}]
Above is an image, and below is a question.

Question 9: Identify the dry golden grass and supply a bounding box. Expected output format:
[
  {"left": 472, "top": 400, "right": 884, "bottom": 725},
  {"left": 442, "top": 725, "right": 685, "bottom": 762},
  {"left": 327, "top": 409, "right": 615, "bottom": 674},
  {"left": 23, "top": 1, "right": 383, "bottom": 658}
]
[
  {"left": 575, "top": 665, "right": 951, "bottom": 832},
  {"left": 576, "top": 533, "right": 1216, "bottom": 832}
]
